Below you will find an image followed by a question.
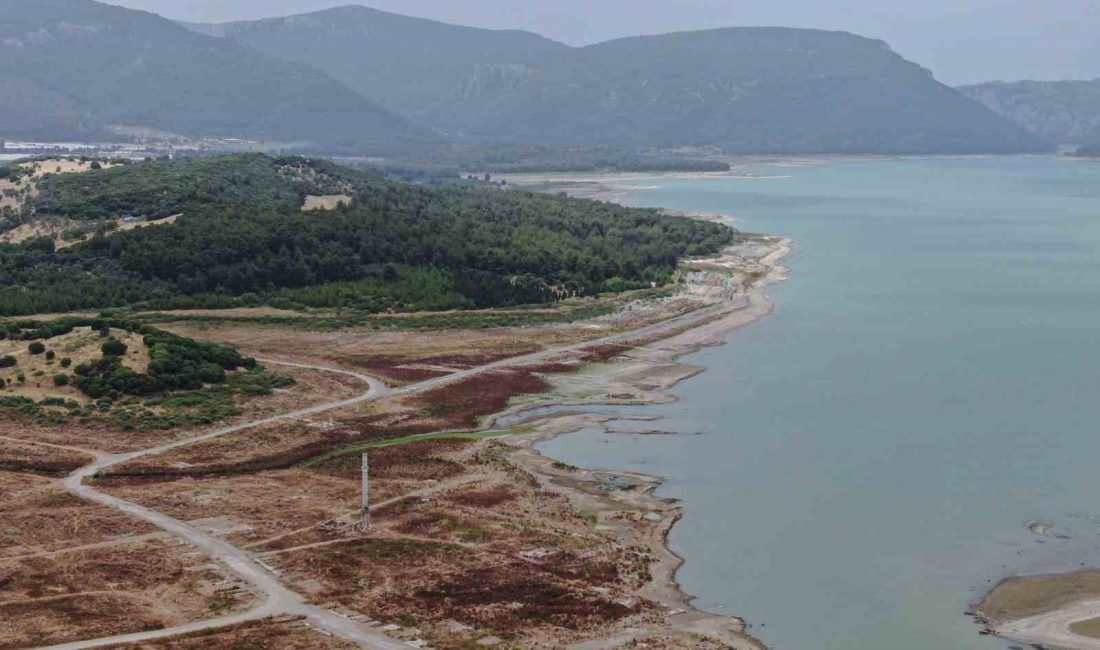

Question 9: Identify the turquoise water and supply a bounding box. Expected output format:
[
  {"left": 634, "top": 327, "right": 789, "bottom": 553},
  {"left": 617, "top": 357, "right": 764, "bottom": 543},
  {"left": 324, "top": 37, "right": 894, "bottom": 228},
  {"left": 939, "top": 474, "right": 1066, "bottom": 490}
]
[{"left": 539, "top": 157, "right": 1100, "bottom": 650}]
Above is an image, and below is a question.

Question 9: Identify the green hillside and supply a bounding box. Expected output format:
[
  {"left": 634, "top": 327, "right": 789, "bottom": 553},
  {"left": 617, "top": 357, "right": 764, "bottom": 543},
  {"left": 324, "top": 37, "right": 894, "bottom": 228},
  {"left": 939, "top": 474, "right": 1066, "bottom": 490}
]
[{"left": 0, "top": 155, "right": 734, "bottom": 316}]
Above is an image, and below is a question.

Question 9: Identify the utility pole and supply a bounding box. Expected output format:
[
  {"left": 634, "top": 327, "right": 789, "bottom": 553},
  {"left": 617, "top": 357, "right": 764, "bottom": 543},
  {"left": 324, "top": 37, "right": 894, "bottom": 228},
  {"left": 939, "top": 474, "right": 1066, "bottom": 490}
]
[{"left": 360, "top": 452, "right": 371, "bottom": 529}]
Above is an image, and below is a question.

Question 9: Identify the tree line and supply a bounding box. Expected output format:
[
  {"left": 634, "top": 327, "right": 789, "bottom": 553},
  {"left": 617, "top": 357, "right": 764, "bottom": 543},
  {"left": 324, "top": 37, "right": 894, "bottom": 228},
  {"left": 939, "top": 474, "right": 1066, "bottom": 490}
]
[{"left": 0, "top": 155, "right": 733, "bottom": 316}]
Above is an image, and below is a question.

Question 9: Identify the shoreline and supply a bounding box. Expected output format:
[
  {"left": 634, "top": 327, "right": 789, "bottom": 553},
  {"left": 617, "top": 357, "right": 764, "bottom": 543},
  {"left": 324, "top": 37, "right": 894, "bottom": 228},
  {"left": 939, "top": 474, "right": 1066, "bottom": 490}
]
[
  {"left": 972, "top": 570, "right": 1100, "bottom": 649},
  {"left": 507, "top": 158, "right": 1081, "bottom": 650},
  {"left": 489, "top": 231, "right": 792, "bottom": 648}
]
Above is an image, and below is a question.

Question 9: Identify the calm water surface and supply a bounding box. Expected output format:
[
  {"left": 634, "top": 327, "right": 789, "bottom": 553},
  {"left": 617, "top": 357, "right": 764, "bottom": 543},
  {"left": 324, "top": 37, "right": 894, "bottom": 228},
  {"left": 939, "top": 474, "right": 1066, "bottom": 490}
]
[{"left": 539, "top": 157, "right": 1100, "bottom": 650}]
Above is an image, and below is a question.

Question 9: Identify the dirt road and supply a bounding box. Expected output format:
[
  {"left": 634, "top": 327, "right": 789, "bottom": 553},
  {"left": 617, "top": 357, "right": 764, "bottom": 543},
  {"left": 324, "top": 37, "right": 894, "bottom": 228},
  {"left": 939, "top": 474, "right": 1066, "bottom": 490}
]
[{"left": 33, "top": 244, "right": 783, "bottom": 649}]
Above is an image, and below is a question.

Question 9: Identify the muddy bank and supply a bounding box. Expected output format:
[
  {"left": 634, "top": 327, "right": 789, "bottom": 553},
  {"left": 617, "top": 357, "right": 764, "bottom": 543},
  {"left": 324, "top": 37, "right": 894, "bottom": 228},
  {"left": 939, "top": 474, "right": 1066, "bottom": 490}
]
[{"left": 485, "top": 232, "right": 791, "bottom": 649}]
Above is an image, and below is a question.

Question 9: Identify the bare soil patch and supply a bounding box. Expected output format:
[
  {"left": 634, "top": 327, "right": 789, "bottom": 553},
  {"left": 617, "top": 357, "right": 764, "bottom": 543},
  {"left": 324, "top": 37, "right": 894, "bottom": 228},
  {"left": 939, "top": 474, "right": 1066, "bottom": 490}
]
[
  {"left": 0, "top": 436, "right": 92, "bottom": 475},
  {"left": 0, "top": 471, "right": 154, "bottom": 558},
  {"left": 0, "top": 538, "right": 254, "bottom": 648},
  {"left": 302, "top": 194, "right": 352, "bottom": 211},
  {"left": 974, "top": 570, "right": 1100, "bottom": 624},
  {"left": 263, "top": 440, "right": 660, "bottom": 648},
  {"left": 102, "top": 617, "right": 359, "bottom": 649},
  {"left": 0, "top": 593, "right": 166, "bottom": 649},
  {"left": 99, "top": 469, "right": 360, "bottom": 548},
  {"left": 162, "top": 322, "right": 557, "bottom": 376}
]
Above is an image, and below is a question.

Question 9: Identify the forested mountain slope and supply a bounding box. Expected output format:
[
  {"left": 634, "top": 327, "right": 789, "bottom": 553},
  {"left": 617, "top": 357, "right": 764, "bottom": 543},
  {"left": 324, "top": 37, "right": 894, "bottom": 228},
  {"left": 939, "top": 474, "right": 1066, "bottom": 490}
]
[
  {"left": 0, "top": 0, "right": 440, "bottom": 155},
  {"left": 191, "top": 11, "right": 1049, "bottom": 154},
  {"left": 0, "top": 155, "right": 733, "bottom": 316},
  {"left": 28, "top": 155, "right": 371, "bottom": 219},
  {"left": 959, "top": 79, "right": 1100, "bottom": 145},
  {"left": 182, "top": 5, "right": 568, "bottom": 124}
]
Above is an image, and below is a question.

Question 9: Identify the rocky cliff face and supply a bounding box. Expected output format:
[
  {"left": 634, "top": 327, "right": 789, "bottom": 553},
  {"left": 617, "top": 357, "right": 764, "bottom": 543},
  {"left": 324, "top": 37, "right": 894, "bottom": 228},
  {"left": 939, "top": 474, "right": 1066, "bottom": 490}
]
[{"left": 959, "top": 79, "right": 1100, "bottom": 146}]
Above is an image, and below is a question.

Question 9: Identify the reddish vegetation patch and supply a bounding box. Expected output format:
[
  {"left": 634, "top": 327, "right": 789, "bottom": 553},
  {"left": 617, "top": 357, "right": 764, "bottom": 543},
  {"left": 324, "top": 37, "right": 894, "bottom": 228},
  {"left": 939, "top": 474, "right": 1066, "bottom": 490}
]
[
  {"left": 0, "top": 542, "right": 212, "bottom": 601},
  {"left": 410, "top": 370, "right": 551, "bottom": 429},
  {"left": 313, "top": 439, "right": 471, "bottom": 483},
  {"left": 445, "top": 484, "right": 517, "bottom": 508},
  {"left": 278, "top": 538, "right": 640, "bottom": 636},
  {"left": 349, "top": 358, "right": 449, "bottom": 384},
  {"left": 350, "top": 349, "right": 539, "bottom": 385},
  {"left": 0, "top": 472, "right": 153, "bottom": 557},
  {"left": 0, "top": 594, "right": 165, "bottom": 649},
  {"left": 0, "top": 416, "right": 173, "bottom": 457},
  {"left": 100, "top": 469, "right": 359, "bottom": 548},
  {"left": 517, "top": 360, "right": 586, "bottom": 375},
  {"left": 99, "top": 412, "right": 433, "bottom": 480},
  {"left": 0, "top": 438, "right": 90, "bottom": 476},
  {"left": 413, "top": 563, "right": 635, "bottom": 632},
  {"left": 416, "top": 350, "right": 538, "bottom": 370},
  {"left": 579, "top": 343, "right": 634, "bottom": 362},
  {"left": 0, "top": 539, "right": 239, "bottom": 649},
  {"left": 101, "top": 352, "right": 574, "bottom": 482}
]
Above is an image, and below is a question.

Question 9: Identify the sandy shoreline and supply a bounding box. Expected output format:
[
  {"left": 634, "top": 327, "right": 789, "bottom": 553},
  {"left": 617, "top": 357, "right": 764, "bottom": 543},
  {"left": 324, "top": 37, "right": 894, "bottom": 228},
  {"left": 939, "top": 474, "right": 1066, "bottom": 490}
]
[
  {"left": 483, "top": 228, "right": 791, "bottom": 648},
  {"left": 972, "top": 569, "right": 1100, "bottom": 649}
]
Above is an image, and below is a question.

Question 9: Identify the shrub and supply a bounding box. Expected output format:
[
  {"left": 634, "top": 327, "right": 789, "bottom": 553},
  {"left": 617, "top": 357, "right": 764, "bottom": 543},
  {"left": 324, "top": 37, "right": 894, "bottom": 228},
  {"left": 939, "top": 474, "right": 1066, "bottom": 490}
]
[
  {"left": 0, "top": 356, "right": 15, "bottom": 368},
  {"left": 28, "top": 342, "right": 45, "bottom": 355},
  {"left": 45, "top": 350, "right": 55, "bottom": 361},
  {"left": 53, "top": 374, "right": 70, "bottom": 387},
  {"left": 101, "top": 340, "right": 128, "bottom": 356},
  {"left": 60, "top": 357, "right": 72, "bottom": 368}
]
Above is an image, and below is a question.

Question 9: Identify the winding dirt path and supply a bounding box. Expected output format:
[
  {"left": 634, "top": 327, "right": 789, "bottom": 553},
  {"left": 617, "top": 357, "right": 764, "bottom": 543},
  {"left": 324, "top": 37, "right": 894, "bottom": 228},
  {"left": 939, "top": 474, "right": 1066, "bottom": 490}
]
[
  {"left": 0, "top": 434, "right": 107, "bottom": 461},
  {"left": 39, "top": 362, "right": 414, "bottom": 650}
]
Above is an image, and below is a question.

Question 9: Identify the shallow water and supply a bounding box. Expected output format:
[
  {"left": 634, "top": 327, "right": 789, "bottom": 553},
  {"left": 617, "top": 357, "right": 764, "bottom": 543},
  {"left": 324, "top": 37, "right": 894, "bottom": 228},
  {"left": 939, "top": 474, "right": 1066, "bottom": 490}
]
[{"left": 538, "top": 157, "right": 1100, "bottom": 650}]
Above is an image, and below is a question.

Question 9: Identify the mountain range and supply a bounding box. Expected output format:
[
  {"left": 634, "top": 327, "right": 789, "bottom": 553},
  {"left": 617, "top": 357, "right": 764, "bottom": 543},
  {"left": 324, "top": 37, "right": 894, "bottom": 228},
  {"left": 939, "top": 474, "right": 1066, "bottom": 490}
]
[
  {"left": 0, "top": 0, "right": 440, "bottom": 154},
  {"left": 186, "top": 5, "right": 1048, "bottom": 155},
  {"left": 0, "top": 1, "right": 1053, "bottom": 156},
  {"left": 959, "top": 79, "right": 1100, "bottom": 147}
]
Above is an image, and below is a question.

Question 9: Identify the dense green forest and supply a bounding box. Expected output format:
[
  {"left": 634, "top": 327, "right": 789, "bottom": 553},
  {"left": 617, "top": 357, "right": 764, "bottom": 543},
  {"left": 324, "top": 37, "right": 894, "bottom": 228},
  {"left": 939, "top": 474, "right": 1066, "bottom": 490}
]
[
  {"left": 0, "top": 155, "right": 733, "bottom": 316},
  {"left": 29, "top": 155, "right": 367, "bottom": 220}
]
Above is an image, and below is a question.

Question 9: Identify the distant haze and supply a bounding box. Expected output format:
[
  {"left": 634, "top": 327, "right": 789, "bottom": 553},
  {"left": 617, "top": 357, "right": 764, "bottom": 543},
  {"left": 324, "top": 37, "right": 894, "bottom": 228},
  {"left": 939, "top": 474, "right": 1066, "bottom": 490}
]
[{"left": 106, "top": 0, "right": 1100, "bottom": 86}]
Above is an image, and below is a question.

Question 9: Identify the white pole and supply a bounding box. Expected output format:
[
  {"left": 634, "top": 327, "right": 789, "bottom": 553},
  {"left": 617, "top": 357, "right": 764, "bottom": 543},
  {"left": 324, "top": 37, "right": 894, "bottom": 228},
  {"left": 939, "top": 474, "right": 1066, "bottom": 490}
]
[{"left": 361, "top": 453, "right": 370, "bottom": 528}]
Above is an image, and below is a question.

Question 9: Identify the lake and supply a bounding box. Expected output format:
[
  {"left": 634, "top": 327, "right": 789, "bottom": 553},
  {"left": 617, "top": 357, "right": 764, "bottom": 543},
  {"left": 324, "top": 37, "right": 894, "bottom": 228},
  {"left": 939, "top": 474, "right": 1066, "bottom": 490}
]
[{"left": 539, "top": 156, "right": 1100, "bottom": 650}]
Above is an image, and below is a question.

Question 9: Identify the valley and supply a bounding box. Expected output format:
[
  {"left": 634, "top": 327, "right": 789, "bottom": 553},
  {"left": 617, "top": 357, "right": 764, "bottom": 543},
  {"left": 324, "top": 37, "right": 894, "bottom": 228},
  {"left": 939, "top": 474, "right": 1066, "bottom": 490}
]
[{"left": 0, "top": 153, "right": 785, "bottom": 649}]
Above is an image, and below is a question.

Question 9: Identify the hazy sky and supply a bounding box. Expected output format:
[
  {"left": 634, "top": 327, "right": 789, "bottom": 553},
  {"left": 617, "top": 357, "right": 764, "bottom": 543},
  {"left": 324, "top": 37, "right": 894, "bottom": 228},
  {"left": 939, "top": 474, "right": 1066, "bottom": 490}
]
[{"left": 107, "top": 0, "right": 1100, "bottom": 86}]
